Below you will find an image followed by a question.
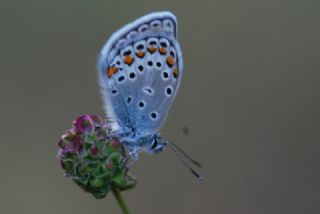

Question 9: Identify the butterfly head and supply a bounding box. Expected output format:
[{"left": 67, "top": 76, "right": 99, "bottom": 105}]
[
  {"left": 147, "top": 135, "right": 168, "bottom": 154},
  {"left": 124, "top": 134, "right": 168, "bottom": 155}
]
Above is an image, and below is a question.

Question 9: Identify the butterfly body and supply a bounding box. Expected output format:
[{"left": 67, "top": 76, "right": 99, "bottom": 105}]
[{"left": 97, "top": 12, "right": 183, "bottom": 157}]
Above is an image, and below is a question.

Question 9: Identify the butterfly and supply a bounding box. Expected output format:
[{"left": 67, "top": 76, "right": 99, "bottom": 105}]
[{"left": 97, "top": 11, "right": 201, "bottom": 178}]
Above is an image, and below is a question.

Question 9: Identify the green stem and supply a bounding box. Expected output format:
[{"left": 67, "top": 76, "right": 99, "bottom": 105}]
[{"left": 112, "top": 188, "right": 130, "bottom": 214}]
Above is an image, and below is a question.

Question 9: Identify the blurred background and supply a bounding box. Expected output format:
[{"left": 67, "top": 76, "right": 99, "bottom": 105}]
[{"left": 0, "top": 0, "right": 319, "bottom": 213}]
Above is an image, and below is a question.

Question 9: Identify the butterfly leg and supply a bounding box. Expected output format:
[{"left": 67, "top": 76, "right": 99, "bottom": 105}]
[{"left": 122, "top": 144, "right": 141, "bottom": 170}]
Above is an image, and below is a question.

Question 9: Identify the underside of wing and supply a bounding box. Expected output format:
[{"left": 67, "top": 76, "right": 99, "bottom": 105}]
[{"left": 97, "top": 11, "right": 183, "bottom": 135}]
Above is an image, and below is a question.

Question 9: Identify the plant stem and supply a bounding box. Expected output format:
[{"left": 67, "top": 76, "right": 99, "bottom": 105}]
[{"left": 112, "top": 188, "right": 130, "bottom": 214}]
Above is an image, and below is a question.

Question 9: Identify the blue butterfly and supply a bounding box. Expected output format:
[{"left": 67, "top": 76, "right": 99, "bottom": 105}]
[{"left": 97, "top": 11, "right": 201, "bottom": 178}]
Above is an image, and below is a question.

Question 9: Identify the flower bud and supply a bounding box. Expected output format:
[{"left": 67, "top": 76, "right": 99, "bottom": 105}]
[{"left": 57, "top": 114, "right": 136, "bottom": 199}]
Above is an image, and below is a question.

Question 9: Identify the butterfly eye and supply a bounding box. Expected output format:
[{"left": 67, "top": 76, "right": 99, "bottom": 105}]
[{"left": 151, "top": 138, "right": 158, "bottom": 149}]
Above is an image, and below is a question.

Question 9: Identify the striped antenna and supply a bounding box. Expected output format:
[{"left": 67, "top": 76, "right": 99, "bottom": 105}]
[{"left": 161, "top": 138, "right": 203, "bottom": 180}]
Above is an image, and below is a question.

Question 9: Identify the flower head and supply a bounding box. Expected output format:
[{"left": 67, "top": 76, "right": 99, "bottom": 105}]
[{"left": 58, "top": 114, "right": 136, "bottom": 199}]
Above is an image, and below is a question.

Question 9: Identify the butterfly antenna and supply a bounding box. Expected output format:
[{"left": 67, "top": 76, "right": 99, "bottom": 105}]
[
  {"left": 166, "top": 142, "right": 203, "bottom": 180},
  {"left": 167, "top": 141, "right": 202, "bottom": 168}
]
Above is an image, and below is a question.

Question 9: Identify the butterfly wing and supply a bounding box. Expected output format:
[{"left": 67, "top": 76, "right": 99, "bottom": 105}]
[{"left": 97, "top": 11, "right": 183, "bottom": 136}]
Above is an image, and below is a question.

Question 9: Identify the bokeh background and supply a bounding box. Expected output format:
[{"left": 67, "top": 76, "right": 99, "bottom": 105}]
[{"left": 1, "top": 0, "right": 319, "bottom": 213}]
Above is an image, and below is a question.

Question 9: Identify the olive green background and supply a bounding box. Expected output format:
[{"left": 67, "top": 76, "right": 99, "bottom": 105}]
[{"left": 1, "top": 0, "right": 319, "bottom": 213}]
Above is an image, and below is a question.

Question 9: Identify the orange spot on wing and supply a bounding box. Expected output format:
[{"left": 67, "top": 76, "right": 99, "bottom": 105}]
[
  {"left": 173, "top": 68, "right": 179, "bottom": 78},
  {"left": 124, "top": 56, "right": 134, "bottom": 65},
  {"left": 135, "top": 51, "right": 145, "bottom": 58},
  {"left": 147, "top": 47, "right": 157, "bottom": 53},
  {"left": 159, "top": 47, "right": 167, "bottom": 55},
  {"left": 106, "top": 66, "right": 118, "bottom": 78},
  {"left": 166, "top": 56, "right": 175, "bottom": 67}
]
